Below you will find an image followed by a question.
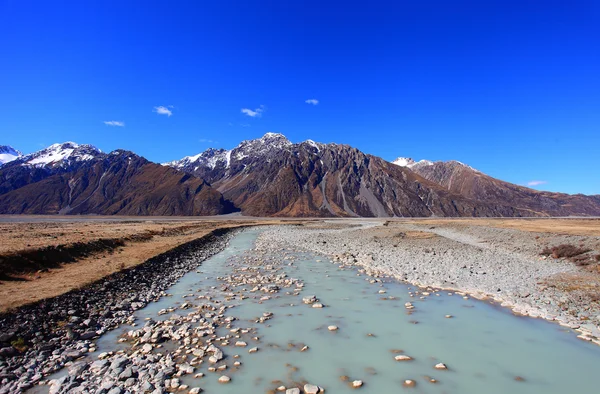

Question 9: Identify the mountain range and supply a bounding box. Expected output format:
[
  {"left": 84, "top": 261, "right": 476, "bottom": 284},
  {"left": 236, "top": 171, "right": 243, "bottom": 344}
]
[{"left": 1, "top": 134, "right": 599, "bottom": 217}]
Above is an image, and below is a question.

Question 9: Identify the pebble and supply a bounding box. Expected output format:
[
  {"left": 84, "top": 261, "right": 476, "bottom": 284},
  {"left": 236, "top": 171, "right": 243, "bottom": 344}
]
[
  {"left": 403, "top": 379, "right": 416, "bottom": 387},
  {"left": 304, "top": 384, "right": 320, "bottom": 394},
  {"left": 218, "top": 375, "right": 231, "bottom": 383},
  {"left": 328, "top": 325, "right": 339, "bottom": 331}
]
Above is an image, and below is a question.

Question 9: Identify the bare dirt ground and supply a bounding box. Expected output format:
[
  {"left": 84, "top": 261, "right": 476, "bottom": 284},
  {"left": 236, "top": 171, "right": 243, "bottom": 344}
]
[{"left": 0, "top": 217, "right": 308, "bottom": 312}]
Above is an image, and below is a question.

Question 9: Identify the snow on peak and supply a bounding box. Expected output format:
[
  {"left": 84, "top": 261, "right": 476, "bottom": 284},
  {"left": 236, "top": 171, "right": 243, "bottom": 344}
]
[
  {"left": 164, "top": 148, "right": 230, "bottom": 170},
  {"left": 392, "top": 157, "right": 416, "bottom": 167},
  {"left": 257, "top": 132, "right": 291, "bottom": 146},
  {"left": 21, "top": 142, "right": 101, "bottom": 167},
  {"left": 448, "top": 160, "right": 480, "bottom": 172},
  {"left": 0, "top": 145, "right": 22, "bottom": 165},
  {"left": 391, "top": 157, "right": 434, "bottom": 169},
  {"left": 303, "top": 139, "right": 325, "bottom": 152}
]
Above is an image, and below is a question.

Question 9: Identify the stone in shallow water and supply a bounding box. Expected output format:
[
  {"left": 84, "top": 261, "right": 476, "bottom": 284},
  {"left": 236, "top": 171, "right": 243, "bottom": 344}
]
[
  {"left": 403, "top": 379, "right": 416, "bottom": 387},
  {"left": 218, "top": 375, "right": 231, "bottom": 383},
  {"left": 352, "top": 380, "right": 363, "bottom": 388},
  {"left": 286, "top": 389, "right": 300, "bottom": 394},
  {"left": 395, "top": 355, "right": 412, "bottom": 361},
  {"left": 304, "top": 384, "right": 320, "bottom": 393},
  {"left": 434, "top": 363, "right": 447, "bottom": 370},
  {"left": 328, "top": 325, "right": 338, "bottom": 331}
]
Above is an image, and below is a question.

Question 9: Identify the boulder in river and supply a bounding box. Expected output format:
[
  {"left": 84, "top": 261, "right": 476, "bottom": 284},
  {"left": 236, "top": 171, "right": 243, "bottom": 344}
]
[{"left": 218, "top": 375, "right": 231, "bottom": 383}]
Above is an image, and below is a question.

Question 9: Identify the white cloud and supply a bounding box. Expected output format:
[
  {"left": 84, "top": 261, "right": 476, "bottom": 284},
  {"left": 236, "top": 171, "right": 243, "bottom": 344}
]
[
  {"left": 199, "top": 138, "right": 217, "bottom": 143},
  {"left": 241, "top": 105, "right": 265, "bottom": 118},
  {"left": 527, "top": 180, "right": 547, "bottom": 186},
  {"left": 104, "top": 121, "right": 125, "bottom": 127},
  {"left": 154, "top": 105, "right": 173, "bottom": 117},
  {"left": 305, "top": 99, "right": 319, "bottom": 105}
]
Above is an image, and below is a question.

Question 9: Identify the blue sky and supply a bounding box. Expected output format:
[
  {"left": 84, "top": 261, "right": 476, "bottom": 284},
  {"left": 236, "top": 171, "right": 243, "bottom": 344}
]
[{"left": 1, "top": 1, "right": 599, "bottom": 194}]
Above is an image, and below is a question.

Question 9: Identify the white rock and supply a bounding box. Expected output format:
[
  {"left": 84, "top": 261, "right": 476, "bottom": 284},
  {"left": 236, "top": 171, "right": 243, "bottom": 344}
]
[
  {"left": 218, "top": 375, "right": 231, "bottom": 383},
  {"left": 328, "top": 325, "right": 338, "bottom": 331},
  {"left": 403, "top": 379, "right": 416, "bottom": 387},
  {"left": 304, "top": 384, "right": 320, "bottom": 394}
]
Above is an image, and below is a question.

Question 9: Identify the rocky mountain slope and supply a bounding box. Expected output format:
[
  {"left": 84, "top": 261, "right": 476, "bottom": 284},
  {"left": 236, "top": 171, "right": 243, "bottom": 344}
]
[
  {"left": 0, "top": 142, "right": 103, "bottom": 194},
  {"left": 2, "top": 135, "right": 599, "bottom": 217},
  {"left": 0, "top": 148, "right": 234, "bottom": 215},
  {"left": 165, "top": 133, "right": 554, "bottom": 217},
  {"left": 393, "top": 158, "right": 600, "bottom": 216}
]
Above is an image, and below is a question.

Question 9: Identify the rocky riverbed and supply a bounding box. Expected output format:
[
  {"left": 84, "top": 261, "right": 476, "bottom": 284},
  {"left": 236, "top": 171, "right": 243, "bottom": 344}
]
[
  {"left": 0, "top": 229, "right": 236, "bottom": 393},
  {"left": 1, "top": 222, "right": 599, "bottom": 394},
  {"left": 260, "top": 222, "right": 600, "bottom": 344}
]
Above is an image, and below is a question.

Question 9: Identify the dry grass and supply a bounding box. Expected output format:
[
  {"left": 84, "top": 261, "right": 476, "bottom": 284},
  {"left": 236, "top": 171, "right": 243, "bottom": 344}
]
[
  {"left": 540, "top": 244, "right": 591, "bottom": 259},
  {"left": 0, "top": 218, "right": 307, "bottom": 312},
  {"left": 545, "top": 272, "right": 600, "bottom": 303},
  {"left": 400, "top": 218, "right": 600, "bottom": 236}
]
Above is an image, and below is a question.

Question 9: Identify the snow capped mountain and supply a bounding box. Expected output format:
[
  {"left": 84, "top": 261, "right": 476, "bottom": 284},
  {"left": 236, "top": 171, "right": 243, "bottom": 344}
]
[
  {"left": 392, "top": 157, "right": 482, "bottom": 173},
  {"left": 164, "top": 148, "right": 231, "bottom": 171},
  {"left": 18, "top": 142, "right": 102, "bottom": 168},
  {"left": 165, "top": 133, "right": 323, "bottom": 172},
  {"left": 0, "top": 146, "right": 22, "bottom": 166},
  {"left": 392, "top": 157, "right": 416, "bottom": 167},
  {"left": 232, "top": 132, "right": 292, "bottom": 161},
  {"left": 392, "top": 157, "right": 433, "bottom": 169}
]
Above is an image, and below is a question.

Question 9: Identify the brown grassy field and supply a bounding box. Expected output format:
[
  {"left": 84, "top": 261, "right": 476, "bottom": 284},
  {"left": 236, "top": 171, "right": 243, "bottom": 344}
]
[
  {"left": 1, "top": 216, "right": 599, "bottom": 312},
  {"left": 401, "top": 218, "right": 600, "bottom": 236},
  {"left": 0, "top": 217, "right": 307, "bottom": 312}
]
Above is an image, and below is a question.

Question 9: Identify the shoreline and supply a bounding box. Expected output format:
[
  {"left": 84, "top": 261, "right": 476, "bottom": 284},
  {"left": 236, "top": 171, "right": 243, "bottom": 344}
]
[
  {"left": 0, "top": 228, "right": 238, "bottom": 393},
  {"left": 259, "top": 223, "right": 600, "bottom": 346}
]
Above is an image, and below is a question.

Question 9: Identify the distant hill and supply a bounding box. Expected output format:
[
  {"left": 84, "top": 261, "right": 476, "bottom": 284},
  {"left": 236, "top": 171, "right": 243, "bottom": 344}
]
[{"left": 1, "top": 134, "right": 599, "bottom": 217}]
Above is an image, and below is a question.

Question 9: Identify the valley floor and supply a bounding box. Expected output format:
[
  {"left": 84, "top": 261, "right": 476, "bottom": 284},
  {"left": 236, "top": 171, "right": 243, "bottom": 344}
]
[
  {"left": 0, "top": 216, "right": 306, "bottom": 312},
  {"left": 263, "top": 218, "right": 600, "bottom": 343},
  {"left": 1, "top": 216, "right": 599, "bottom": 341}
]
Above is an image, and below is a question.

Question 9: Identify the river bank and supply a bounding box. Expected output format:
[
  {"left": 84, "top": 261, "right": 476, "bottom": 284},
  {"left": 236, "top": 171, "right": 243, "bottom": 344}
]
[
  {"left": 261, "top": 221, "right": 600, "bottom": 344},
  {"left": 0, "top": 228, "right": 236, "bottom": 393},
  {"left": 1, "top": 225, "right": 599, "bottom": 394}
]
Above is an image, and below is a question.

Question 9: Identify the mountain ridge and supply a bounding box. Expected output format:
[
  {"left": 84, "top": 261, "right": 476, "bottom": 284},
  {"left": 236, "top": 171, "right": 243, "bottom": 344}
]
[{"left": 2, "top": 134, "right": 599, "bottom": 217}]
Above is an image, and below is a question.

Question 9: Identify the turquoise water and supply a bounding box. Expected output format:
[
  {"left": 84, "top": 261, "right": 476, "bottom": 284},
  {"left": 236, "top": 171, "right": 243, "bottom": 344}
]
[{"left": 33, "top": 228, "right": 600, "bottom": 393}]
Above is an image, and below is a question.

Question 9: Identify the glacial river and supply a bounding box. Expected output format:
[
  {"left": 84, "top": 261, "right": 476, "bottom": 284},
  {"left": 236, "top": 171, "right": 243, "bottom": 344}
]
[{"left": 33, "top": 228, "right": 599, "bottom": 393}]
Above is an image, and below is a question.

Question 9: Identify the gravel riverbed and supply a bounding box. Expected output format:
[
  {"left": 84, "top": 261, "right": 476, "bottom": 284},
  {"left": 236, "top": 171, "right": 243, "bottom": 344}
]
[
  {"left": 0, "top": 229, "right": 236, "bottom": 393},
  {"left": 1, "top": 222, "right": 599, "bottom": 394},
  {"left": 261, "top": 222, "right": 600, "bottom": 344}
]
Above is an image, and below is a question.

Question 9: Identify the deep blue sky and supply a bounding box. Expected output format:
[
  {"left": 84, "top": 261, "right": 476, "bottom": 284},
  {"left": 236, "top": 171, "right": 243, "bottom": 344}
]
[{"left": 1, "top": 1, "right": 599, "bottom": 194}]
